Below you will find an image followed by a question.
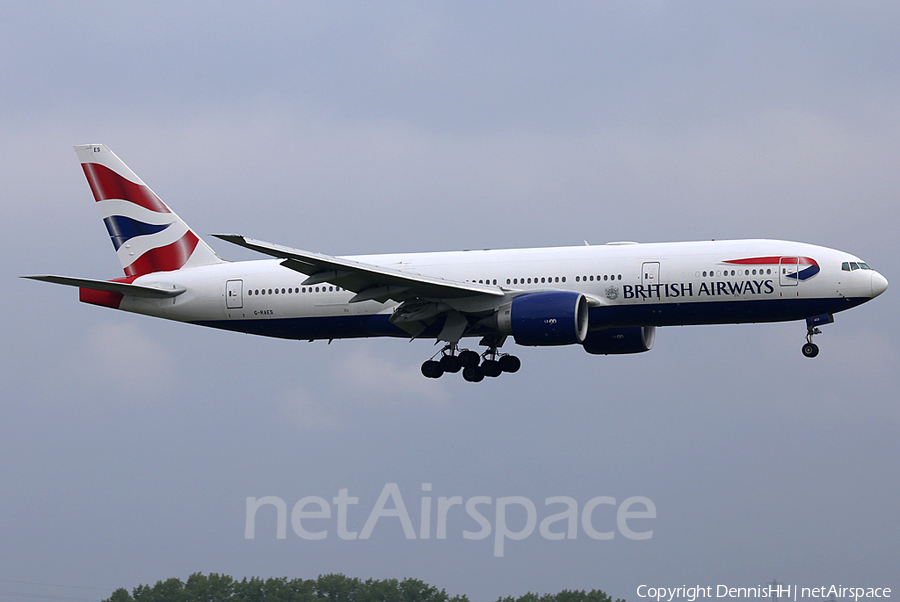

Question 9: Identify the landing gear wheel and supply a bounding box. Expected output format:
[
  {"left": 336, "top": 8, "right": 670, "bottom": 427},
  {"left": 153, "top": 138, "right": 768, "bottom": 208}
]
[
  {"left": 421, "top": 360, "right": 444, "bottom": 378},
  {"left": 458, "top": 350, "right": 480, "bottom": 368},
  {"left": 439, "top": 354, "right": 462, "bottom": 373},
  {"left": 462, "top": 366, "right": 485, "bottom": 382},
  {"left": 481, "top": 359, "right": 502, "bottom": 378},
  {"left": 801, "top": 342, "right": 819, "bottom": 358},
  {"left": 498, "top": 354, "right": 521, "bottom": 373}
]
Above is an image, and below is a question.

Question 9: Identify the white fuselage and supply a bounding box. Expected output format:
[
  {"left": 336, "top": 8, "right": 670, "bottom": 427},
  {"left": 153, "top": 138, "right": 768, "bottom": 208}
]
[{"left": 114, "top": 238, "right": 886, "bottom": 342}]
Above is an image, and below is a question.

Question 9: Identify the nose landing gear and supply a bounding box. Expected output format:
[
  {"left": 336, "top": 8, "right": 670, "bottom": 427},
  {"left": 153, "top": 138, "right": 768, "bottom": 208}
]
[
  {"left": 801, "top": 314, "right": 833, "bottom": 358},
  {"left": 802, "top": 326, "right": 822, "bottom": 358}
]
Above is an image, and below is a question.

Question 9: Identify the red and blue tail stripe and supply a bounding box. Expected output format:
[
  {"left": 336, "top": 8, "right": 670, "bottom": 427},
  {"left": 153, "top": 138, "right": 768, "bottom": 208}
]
[{"left": 76, "top": 144, "right": 221, "bottom": 277}]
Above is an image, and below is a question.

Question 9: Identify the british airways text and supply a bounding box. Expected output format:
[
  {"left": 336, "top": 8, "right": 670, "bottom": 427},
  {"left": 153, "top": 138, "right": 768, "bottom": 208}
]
[{"left": 623, "top": 280, "right": 775, "bottom": 299}]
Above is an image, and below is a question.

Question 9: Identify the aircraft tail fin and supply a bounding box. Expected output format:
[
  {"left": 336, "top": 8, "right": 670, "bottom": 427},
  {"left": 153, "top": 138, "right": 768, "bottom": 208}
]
[{"left": 74, "top": 144, "right": 224, "bottom": 277}]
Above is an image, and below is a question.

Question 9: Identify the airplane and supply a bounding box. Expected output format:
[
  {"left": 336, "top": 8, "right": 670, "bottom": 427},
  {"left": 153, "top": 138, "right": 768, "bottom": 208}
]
[{"left": 24, "top": 144, "right": 888, "bottom": 382}]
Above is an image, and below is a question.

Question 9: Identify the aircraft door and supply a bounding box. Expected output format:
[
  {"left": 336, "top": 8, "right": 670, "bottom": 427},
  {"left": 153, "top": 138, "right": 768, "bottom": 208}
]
[
  {"left": 226, "top": 279, "right": 243, "bottom": 309},
  {"left": 642, "top": 262, "right": 660, "bottom": 286},
  {"left": 779, "top": 257, "right": 799, "bottom": 286}
]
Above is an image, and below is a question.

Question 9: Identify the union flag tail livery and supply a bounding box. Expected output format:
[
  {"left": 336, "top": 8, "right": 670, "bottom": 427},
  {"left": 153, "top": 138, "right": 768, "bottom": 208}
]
[
  {"left": 23, "top": 145, "right": 888, "bottom": 381},
  {"left": 75, "top": 144, "right": 223, "bottom": 277}
]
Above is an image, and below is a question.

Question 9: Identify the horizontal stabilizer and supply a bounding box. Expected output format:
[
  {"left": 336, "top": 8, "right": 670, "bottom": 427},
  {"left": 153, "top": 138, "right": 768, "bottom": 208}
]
[{"left": 21, "top": 275, "right": 185, "bottom": 298}]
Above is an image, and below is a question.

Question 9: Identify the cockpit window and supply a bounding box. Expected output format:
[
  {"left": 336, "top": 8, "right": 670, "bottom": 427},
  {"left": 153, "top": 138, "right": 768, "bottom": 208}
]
[{"left": 844, "top": 261, "right": 873, "bottom": 271}]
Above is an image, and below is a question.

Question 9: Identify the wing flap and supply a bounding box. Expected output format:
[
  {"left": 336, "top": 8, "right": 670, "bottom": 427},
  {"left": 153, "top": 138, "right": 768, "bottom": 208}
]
[
  {"left": 348, "top": 285, "right": 411, "bottom": 304},
  {"left": 300, "top": 269, "right": 355, "bottom": 286}
]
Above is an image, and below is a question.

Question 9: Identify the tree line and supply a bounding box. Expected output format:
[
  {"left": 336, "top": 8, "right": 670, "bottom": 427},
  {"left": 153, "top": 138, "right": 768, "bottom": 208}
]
[{"left": 102, "top": 572, "right": 625, "bottom": 602}]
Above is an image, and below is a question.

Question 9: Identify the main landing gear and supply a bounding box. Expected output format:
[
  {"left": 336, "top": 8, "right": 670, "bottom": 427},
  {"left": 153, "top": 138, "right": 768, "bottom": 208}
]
[{"left": 421, "top": 343, "right": 521, "bottom": 381}]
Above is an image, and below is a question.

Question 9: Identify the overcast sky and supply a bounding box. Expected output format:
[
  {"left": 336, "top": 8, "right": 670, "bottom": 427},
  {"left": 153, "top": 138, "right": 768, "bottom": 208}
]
[{"left": 2, "top": 2, "right": 898, "bottom": 601}]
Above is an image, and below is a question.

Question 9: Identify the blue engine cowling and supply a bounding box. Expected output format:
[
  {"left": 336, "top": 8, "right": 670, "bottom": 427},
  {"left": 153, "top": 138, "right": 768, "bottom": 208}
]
[
  {"left": 582, "top": 326, "right": 656, "bottom": 355},
  {"left": 496, "top": 291, "right": 590, "bottom": 346}
]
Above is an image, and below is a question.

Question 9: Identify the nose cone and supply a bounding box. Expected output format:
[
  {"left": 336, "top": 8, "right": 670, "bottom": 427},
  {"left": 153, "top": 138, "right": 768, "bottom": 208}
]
[{"left": 871, "top": 271, "right": 889, "bottom": 298}]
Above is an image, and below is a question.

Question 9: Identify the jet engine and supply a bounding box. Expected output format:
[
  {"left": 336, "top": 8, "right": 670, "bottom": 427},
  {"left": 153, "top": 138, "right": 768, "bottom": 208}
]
[
  {"left": 494, "top": 291, "right": 589, "bottom": 346},
  {"left": 582, "top": 326, "right": 656, "bottom": 355}
]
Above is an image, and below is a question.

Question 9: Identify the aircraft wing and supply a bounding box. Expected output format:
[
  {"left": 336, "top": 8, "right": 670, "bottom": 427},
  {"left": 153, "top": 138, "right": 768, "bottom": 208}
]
[{"left": 213, "top": 234, "right": 505, "bottom": 303}]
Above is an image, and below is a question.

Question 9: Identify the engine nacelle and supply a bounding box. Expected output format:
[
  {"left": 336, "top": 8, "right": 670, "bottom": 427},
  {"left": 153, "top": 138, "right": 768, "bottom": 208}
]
[
  {"left": 495, "top": 291, "right": 589, "bottom": 346},
  {"left": 582, "top": 326, "right": 656, "bottom": 355}
]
